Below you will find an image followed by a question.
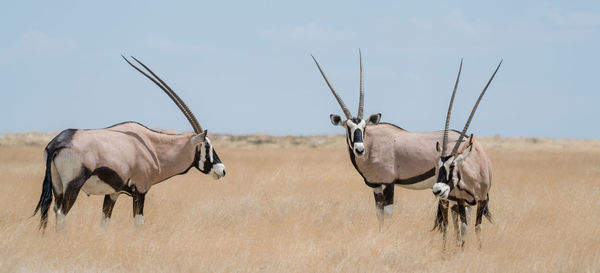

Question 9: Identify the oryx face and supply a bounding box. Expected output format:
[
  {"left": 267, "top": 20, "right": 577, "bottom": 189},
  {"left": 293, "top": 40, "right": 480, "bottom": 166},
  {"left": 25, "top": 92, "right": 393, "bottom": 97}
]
[
  {"left": 192, "top": 134, "right": 226, "bottom": 179},
  {"left": 432, "top": 156, "right": 455, "bottom": 199},
  {"left": 432, "top": 141, "right": 472, "bottom": 199},
  {"left": 331, "top": 113, "right": 381, "bottom": 158},
  {"left": 346, "top": 118, "right": 367, "bottom": 157}
]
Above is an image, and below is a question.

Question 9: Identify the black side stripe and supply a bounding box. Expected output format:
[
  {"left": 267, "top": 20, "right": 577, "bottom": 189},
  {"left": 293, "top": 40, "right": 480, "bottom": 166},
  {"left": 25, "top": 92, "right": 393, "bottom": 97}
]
[
  {"left": 393, "top": 167, "right": 436, "bottom": 185},
  {"left": 91, "top": 167, "right": 125, "bottom": 191}
]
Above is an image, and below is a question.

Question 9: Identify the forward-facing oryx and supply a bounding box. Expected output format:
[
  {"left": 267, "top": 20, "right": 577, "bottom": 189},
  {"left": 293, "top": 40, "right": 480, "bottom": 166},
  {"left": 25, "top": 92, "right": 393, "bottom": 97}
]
[
  {"left": 312, "top": 51, "right": 465, "bottom": 227},
  {"left": 432, "top": 60, "right": 501, "bottom": 248},
  {"left": 33, "top": 56, "right": 226, "bottom": 231}
]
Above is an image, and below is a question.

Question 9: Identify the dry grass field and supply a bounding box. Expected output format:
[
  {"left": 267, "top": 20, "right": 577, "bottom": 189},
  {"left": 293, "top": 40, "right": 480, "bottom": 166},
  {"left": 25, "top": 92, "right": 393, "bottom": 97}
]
[{"left": 1, "top": 133, "right": 599, "bottom": 272}]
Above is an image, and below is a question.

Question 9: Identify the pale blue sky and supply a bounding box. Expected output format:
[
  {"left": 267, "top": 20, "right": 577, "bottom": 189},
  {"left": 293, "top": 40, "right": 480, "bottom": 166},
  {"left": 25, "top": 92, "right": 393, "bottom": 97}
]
[{"left": 1, "top": 1, "right": 598, "bottom": 138}]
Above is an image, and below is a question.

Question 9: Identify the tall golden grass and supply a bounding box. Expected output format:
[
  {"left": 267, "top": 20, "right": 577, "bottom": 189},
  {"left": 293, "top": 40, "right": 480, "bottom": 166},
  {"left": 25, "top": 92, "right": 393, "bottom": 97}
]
[{"left": 0, "top": 135, "right": 599, "bottom": 272}]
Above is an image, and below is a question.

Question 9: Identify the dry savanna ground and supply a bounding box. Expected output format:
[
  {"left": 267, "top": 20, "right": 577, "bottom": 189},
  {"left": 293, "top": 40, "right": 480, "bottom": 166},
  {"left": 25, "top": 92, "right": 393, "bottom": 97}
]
[{"left": 0, "top": 133, "right": 599, "bottom": 272}]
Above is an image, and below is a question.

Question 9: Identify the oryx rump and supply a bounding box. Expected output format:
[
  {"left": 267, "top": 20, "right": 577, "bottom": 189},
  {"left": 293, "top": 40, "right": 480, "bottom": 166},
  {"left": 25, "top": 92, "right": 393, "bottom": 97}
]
[{"left": 33, "top": 56, "right": 226, "bottom": 231}]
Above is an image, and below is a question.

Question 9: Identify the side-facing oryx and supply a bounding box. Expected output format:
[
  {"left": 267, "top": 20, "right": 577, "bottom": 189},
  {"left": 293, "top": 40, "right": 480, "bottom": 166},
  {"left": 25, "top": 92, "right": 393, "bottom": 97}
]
[
  {"left": 33, "top": 56, "right": 226, "bottom": 231},
  {"left": 312, "top": 51, "right": 464, "bottom": 227},
  {"left": 432, "top": 60, "right": 501, "bottom": 248}
]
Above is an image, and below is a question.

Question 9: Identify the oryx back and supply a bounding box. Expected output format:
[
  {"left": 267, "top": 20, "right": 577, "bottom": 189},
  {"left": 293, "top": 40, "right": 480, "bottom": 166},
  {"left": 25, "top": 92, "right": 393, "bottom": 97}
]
[{"left": 354, "top": 123, "right": 463, "bottom": 190}]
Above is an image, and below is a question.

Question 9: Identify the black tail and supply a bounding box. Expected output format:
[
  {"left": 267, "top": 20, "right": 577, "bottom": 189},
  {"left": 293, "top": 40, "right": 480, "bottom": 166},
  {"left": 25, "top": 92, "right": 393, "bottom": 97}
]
[
  {"left": 482, "top": 196, "right": 492, "bottom": 223},
  {"left": 432, "top": 200, "right": 446, "bottom": 232},
  {"left": 33, "top": 151, "right": 54, "bottom": 230}
]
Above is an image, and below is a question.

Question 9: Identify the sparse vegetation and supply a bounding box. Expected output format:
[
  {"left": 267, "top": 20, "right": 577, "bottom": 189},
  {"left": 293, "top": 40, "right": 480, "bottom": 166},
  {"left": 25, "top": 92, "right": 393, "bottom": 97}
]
[{"left": 0, "top": 133, "right": 599, "bottom": 272}]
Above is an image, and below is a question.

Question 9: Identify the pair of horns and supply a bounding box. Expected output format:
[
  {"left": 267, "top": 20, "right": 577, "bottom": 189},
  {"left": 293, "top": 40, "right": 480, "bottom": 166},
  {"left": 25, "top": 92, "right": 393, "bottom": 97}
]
[
  {"left": 122, "top": 56, "right": 204, "bottom": 134},
  {"left": 312, "top": 50, "right": 365, "bottom": 119},
  {"left": 441, "top": 59, "right": 503, "bottom": 157}
]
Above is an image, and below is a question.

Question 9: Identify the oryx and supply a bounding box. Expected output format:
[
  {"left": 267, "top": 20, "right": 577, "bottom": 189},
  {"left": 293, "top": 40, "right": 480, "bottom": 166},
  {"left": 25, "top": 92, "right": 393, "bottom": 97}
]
[
  {"left": 33, "top": 56, "right": 226, "bottom": 231},
  {"left": 432, "top": 60, "right": 501, "bottom": 248},
  {"left": 312, "top": 51, "right": 465, "bottom": 227}
]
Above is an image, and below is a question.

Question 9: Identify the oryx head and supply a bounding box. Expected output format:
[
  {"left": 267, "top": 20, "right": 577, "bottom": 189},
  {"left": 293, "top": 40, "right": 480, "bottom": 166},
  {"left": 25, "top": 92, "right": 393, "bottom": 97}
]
[
  {"left": 432, "top": 59, "right": 501, "bottom": 199},
  {"left": 190, "top": 130, "right": 225, "bottom": 179},
  {"left": 123, "top": 56, "right": 226, "bottom": 180},
  {"left": 312, "top": 50, "right": 381, "bottom": 158}
]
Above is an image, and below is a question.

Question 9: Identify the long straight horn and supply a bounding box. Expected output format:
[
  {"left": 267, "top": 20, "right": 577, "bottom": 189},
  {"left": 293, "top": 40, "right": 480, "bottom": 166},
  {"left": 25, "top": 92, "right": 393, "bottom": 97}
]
[
  {"left": 311, "top": 55, "right": 352, "bottom": 119},
  {"left": 122, "top": 56, "right": 203, "bottom": 134},
  {"left": 441, "top": 59, "right": 463, "bottom": 156},
  {"left": 358, "top": 49, "right": 364, "bottom": 119},
  {"left": 451, "top": 60, "right": 503, "bottom": 156}
]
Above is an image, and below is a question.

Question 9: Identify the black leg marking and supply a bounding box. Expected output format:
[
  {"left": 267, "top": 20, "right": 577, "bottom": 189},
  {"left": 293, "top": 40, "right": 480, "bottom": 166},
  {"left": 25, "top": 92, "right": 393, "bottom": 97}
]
[
  {"left": 373, "top": 188, "right": 384, "bottom": 211},
  {"left": 103, "top": 195, "right": 117, "bottom": 219},
  {"left": 433, "top": 200, "right": 450, "bottom": 231},
  {"left": 433, "top": 200, "right": 450, "bottom": 249},
  {"left": 132, "top": 193, "right": 145, "bottom": 217},
  {"left": 60, "top": 167, "right": 91, "bottom": 215},
  {"left": 382, "top": 184, "right": 394, "bottom": 207},
  {"left": 441, "top": 200, "right": 449, "bottom": 249},
  {"left": 475, "top": 201, "right": 485, "bottom": 227},
  {"left": 131, "top": 186, "right": 146, "bottom": 226}
]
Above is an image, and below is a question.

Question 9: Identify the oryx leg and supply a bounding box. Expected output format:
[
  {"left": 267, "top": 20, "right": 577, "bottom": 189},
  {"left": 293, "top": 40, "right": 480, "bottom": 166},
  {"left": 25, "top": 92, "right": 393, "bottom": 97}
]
[
  {"left": 436, "top": 199, "right": 450, "bottom": 250},
  {"left": 56, "top": 169, "right": 90, "bottom": 231},
  {"left": 382, "top": 184, "right": 394, "bottom": 220},
  {"left": 101, "top": 193, "right": 119, "bottom": 227},
  {"left": 457, "top": 203, "right": 468, "bottom": 248},
  {"left": 451, "top": 204, "right": 460, "bottom": 244},
  {"left": 475, "top": 199, "right": 487, "bottom": 249},
  {"left": 132, "top": 189, "right": 146, "bottom": 227},
  {"left": 372, "top": 184, "right": 393, "bottom": 228},
  {"left": 373, "top": 184, "right": 385, "bottom": 227}
]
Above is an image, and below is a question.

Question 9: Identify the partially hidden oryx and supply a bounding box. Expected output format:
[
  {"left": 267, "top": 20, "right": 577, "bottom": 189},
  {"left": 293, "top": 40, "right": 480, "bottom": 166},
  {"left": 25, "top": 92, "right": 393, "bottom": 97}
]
[
  {"left": 312, "top": 51, "right": 465, "bottom": 227},
  {"left": 432, "top": 59, "right": 501, "bottom": 248},
  {"left": 33, "top": 56, "right": 226, "bottom": 231}
]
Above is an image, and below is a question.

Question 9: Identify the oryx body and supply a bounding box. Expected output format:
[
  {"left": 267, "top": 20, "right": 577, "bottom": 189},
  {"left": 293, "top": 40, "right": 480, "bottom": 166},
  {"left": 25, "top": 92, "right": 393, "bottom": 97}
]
[
  {"left": 351, "top": 123, "right": 463, "bottom": 191},
  {"left": 34, "top": 57, "right": 226, "bottom": 231},
  {"left": 312, "top": 52, "right": 460, "bottom": 226},
  {"left": 432, "top": 60, "right": 501, "bottom": 249}
]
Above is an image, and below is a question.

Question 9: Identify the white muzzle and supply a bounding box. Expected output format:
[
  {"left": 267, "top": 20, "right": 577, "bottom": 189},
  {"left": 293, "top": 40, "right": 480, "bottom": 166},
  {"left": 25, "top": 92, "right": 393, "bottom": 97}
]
[
  {"left": 432, "top": 183, "right": 450, "bottom": 199},
  {"left": 211, "top": 163, "right": 226, "bottom": 179},
  {"left": 353, "top": 142, "right": 365, "bottom": 157}
]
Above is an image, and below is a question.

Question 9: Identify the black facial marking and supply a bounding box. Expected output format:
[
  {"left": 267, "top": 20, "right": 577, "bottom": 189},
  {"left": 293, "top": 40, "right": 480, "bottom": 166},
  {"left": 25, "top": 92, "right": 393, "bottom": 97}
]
[
  {"left": 212, "top": 149, "right": 222, "bottom": 164},
  {"left": 437, "top": 166, "right": 448, "bottom": 184},
  {"left": 198, "top": 143, "right": 212, "bottom": 174},
  {"left": 353, "top": 129, "right": 363, "bottom": 143},
  {"left": 436, "top": 156, "right": 454, "bottom": 184}
]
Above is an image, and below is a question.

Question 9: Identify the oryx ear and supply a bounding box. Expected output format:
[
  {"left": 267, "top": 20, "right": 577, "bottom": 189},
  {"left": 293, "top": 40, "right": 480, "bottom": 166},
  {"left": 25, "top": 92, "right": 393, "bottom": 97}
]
[
  {"left": 368, "top": 113, "right": 381, "bottom": 125},
  {"left": 330, "top": 114, "right": 343, "bottom": 126},
  {"left": 191, "top": 130, "right": 208, "bottom": 146},
  {"left": 436, "top": 141, "right": 441, "bottom": 153},
  {"left": 455, "top": 135, "right": 474, "bottom": 164}
]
